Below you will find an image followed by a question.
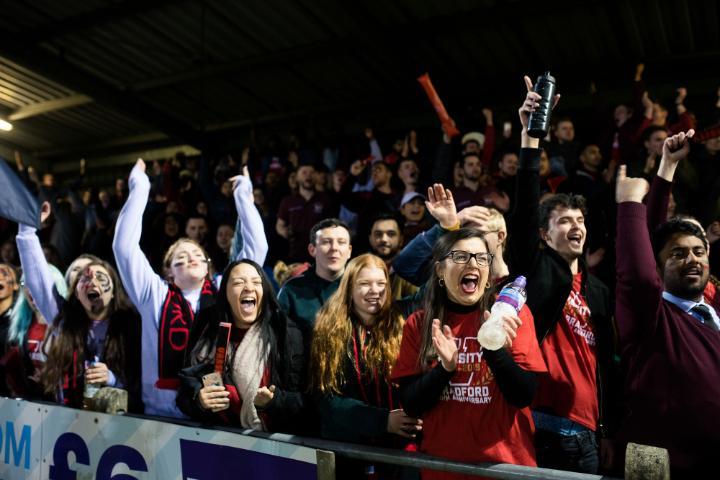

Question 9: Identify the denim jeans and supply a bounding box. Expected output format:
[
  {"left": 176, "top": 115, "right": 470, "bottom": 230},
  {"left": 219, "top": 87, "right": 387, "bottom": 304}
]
[{"left": 535, "top": 428, "right": 599, "bottom": 474}]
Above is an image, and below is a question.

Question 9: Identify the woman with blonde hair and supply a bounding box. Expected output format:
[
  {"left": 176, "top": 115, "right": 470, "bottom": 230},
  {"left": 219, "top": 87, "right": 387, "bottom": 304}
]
[{"left": 310, "top": 253, "right": 421, "bottom": 478}]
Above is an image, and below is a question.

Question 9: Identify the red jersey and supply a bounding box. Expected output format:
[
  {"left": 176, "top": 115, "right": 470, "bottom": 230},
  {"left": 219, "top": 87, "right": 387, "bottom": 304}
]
[
  {"left": 533, "top": 272, "right": 598, "bottom": 430},
  {"left": 26, "top": 318, "right": 47, "bottom": 373},
  {"left": 392, "top": 305, "right": 546, "bottom": 479}
]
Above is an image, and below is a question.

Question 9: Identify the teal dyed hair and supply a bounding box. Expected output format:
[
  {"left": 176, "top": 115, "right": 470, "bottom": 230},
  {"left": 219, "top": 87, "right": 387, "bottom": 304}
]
[{"left": 8, "top": 264, "right": 68, "bottom": 350}]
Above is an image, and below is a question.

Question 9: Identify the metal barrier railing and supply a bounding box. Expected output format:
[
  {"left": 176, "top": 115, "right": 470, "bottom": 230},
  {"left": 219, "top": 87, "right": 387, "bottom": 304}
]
[
  {"left": 244, "top": 430, "right": 621, "bottom": 480},
  {"left": 1, "top": 398, "right": 658, "bottom": 479},
  {"left": 157, "top": 414, "right": 622, "bottom": 480}
]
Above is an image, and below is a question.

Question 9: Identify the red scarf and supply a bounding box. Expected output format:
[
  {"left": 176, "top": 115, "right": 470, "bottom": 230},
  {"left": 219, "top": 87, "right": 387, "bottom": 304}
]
[{"left": 157, "top": 279, "right": 216, "bottom": 389}]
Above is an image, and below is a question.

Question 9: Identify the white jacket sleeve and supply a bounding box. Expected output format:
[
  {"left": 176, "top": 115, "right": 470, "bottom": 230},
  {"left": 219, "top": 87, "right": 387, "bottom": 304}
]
[
  {"left": 112, "top": 164, "right": 167, "bottom": 325},
  {"left": 16, "top": 223, "right": 60, "bottom": 324},
  {"left": 232, "top": 176, "right": 268, "bottom": 265}
]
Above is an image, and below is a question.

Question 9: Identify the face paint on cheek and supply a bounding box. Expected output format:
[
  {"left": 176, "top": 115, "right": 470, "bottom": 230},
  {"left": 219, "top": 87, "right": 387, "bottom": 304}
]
[{"left": 95, "top": 271, "right": 113, "bottom": 294}]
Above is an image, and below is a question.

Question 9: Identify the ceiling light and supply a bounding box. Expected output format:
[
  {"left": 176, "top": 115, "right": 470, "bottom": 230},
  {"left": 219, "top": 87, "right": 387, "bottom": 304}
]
[{"left": 0, "top": 119, "right": 12, "bottom": 131}]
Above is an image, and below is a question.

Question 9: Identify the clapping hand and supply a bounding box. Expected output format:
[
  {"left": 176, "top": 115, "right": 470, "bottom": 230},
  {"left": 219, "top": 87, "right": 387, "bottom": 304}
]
[
  {"left": 254, "top": 385, "right": 276, "bottom": 408},
  {"left": 432, "top": 319, "right": 458, "bottom": 372}
]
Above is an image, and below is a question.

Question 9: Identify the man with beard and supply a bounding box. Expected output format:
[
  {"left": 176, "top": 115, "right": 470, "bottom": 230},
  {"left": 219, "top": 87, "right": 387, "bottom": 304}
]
[
  {"left": 453, "top": 153, "right": 509, "bottom": 213},
  {"left": 368, "top": 213, "right": 417, "bottom": 301},
  {"left": 615, "top": 131, "right": 720, "bottom": 477},
  {"left": 277, "top": 162, "right": 337, "bottom": 263}
]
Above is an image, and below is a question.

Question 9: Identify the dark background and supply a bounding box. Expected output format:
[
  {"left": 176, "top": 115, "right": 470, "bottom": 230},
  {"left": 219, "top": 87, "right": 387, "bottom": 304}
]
[{"left": 0, "top": 0, "right": 719, "bottom": 179}]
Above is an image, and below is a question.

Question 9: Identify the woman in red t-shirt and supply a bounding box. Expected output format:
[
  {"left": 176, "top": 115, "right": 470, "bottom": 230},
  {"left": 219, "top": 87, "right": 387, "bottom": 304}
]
[{"left": 392, "top": 228, "right": 546, "bottom": 480}]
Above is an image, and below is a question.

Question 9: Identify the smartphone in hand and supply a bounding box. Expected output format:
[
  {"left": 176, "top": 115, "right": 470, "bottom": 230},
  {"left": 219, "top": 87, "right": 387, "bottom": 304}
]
[{"left": 202, "top": 372, "right": 223, "bottom": 388}]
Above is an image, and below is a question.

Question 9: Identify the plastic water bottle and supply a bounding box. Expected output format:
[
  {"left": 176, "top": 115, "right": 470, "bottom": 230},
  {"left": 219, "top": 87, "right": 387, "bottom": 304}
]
[
  {"left": 477, "top": 276, "right": 527, "bottom": 350},
  {"left": 527, "top": 72, "right": 556, "bottom": 139},
  {"left": 83, "top": 355, "right": 100, "bottom": 405}
]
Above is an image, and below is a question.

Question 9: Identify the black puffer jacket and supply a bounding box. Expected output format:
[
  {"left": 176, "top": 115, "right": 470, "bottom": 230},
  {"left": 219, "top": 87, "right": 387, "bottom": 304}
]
[{"left": 176, "top": 318, "right": 309, "bottom": 434}]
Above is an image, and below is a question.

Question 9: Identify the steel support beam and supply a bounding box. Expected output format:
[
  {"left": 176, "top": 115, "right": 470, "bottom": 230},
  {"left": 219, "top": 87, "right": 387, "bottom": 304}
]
[{"left": 8, "top": 94, "right": 92, "bottom": 121}]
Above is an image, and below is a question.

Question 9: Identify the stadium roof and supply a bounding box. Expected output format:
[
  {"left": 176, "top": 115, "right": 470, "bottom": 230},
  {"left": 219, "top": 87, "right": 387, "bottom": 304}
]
[{"left": 1, "top": 0, "right": 718, "bottom": 160}]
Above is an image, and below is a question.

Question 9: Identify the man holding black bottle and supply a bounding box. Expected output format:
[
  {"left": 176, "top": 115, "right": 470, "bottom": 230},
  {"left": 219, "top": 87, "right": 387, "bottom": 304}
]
[{"left": 508, "top": 75, "right": 617, "bottom": 474}]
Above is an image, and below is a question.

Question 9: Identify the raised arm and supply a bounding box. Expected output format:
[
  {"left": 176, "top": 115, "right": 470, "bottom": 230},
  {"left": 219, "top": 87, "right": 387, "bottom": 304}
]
[
  {"left": 508, "top": 76, "right": 555, "bottom": 271},
  {"left": 338, "top": 160, "right": 367, "bottom": 213},
  {"left": 366, "top": 128, "right": 383, "bottom": 163},
  {"left": 15, "top": 202, "right": 59, "bottom": 324},
  {"left": 429, "top": 133, "right": 454, "bottom": 189},
  {"left": 669, "top": 88, "right": 696, "bottom": 135},
  {"left": 112, "top": 159, "right": 167, "bottom": 317},
  {"left": 392, "top": 183, "right": 460, "bottom": 285},
  {"left": 198, "top": 156, "right": 222, "bottom": 222},
  {"left": 615, "top": 166, "right": 663, "bottom": 348},
  {"left": 480, "top": 108, "right": 496, "bottom": 169},
  {"left": 230, "top": 166, "right": 268, "bottom": 265},
  {"left": 647, "top": 129, "right": 695, "bottom": 232}
]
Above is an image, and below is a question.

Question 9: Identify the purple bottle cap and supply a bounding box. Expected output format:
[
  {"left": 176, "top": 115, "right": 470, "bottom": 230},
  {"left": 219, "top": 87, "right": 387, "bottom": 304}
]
[{"left": 513, "top": 276, "right": 526, "bottom": 288}]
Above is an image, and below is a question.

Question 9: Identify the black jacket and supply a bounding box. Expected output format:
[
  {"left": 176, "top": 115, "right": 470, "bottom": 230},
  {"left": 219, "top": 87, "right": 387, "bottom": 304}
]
[
  {"left": 314, "top": 323, "right": 400, "bottom": 446},
  {"left": 176, "top": 318, "right": 309, "bottom": 435},
  {"left": 508, "top": 147, "right": 617, "bottom": 436}
]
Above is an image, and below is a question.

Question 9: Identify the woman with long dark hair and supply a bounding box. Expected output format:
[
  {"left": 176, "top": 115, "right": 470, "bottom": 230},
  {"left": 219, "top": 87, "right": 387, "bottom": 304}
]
[
  {"left": 310, "top": 253, "right": 422, "bottom": 477},
  {"left": 392, "top": 229, "right": 546, "bottom": 479},
  {"left": 14, "top": 201, "right": 140, "bottom": 410},
  {"left": 40, "top": 260, "right": 142, "bottom": 411},
  {"left": 176, "top": 260, "right": 305, "bottom": 432},
  {"left": 113, "top": 159, "right": 267, "bottom": 418}
]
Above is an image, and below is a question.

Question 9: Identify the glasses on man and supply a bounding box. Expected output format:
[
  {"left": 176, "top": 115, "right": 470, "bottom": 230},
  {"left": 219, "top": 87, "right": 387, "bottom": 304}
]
[{"left": 445, "top": 250, "right": 494, "bottom": 266}]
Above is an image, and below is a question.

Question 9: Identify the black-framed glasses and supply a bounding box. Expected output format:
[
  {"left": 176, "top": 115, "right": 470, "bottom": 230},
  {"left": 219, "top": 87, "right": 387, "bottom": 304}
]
[{"left": 445, "top": 250, "right": 494, "bottom": 266}]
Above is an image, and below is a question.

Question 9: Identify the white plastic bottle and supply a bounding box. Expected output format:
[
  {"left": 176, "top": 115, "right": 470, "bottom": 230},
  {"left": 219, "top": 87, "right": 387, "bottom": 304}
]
[
  {"left": 83, "top": 355, "right": 100, "bottom": 407},
  {"left": 477, "top": 276, "right": 527, "bottom": 350}
]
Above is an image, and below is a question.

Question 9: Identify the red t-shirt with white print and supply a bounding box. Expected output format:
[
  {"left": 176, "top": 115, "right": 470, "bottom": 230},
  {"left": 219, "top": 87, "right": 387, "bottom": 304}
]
[
  {"left": 392, "top": 305, "right": 546, "bottom": 479},
  {"left": 533, "top": 272, "right": 598, "bottom": 430}
]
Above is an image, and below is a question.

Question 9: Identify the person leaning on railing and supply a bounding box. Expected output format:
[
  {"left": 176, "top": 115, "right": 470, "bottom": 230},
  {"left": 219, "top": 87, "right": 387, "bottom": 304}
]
[
  {"left": 176, "top": 259, "right": 307, "bottom": 433},
  {"left": 391, "top": 227, "right": 546, "bottom": 480},
  {"left": 310, "top": 253, "right": 422, "bottom": 478}
]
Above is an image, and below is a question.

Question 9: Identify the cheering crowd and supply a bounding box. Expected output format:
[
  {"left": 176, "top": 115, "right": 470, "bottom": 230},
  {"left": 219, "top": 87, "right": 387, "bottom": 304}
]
[{"left": 1, "top": 67, "right": 719, "bottom": 479}]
